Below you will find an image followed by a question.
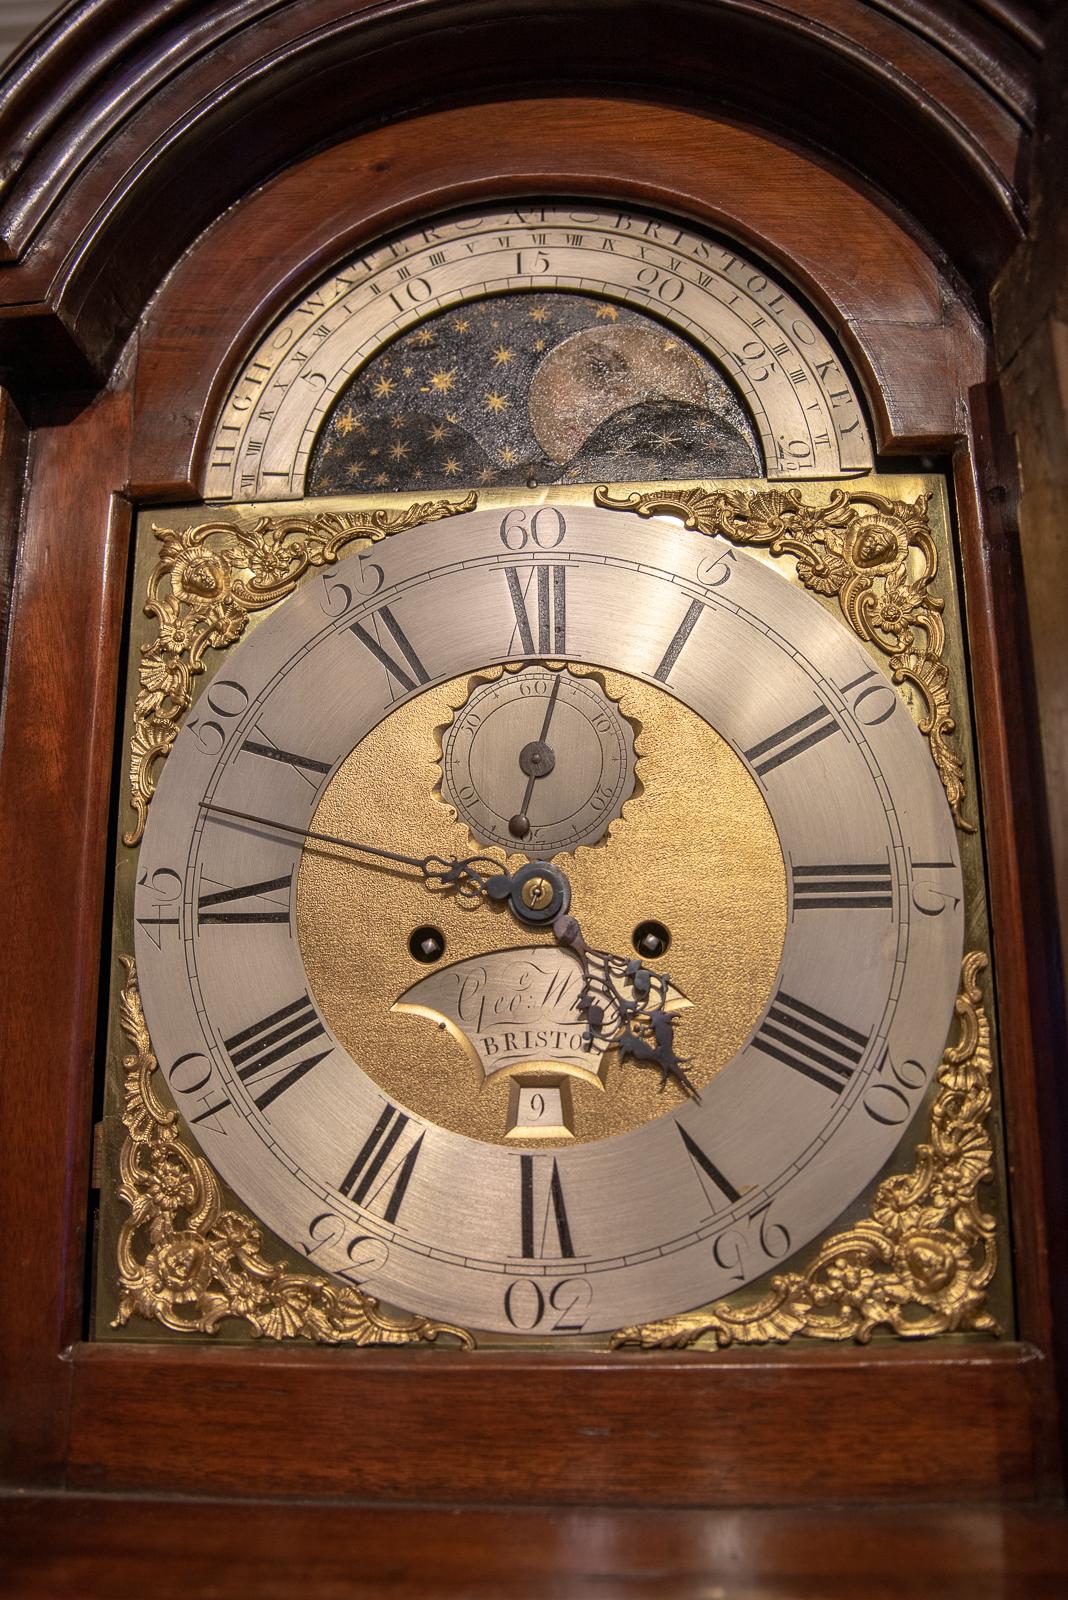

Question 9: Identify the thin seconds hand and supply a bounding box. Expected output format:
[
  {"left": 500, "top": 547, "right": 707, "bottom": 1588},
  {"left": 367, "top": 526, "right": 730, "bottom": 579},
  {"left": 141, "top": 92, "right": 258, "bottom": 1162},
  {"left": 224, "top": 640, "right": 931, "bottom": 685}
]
[{"left": 510, "top": 673, "right": 562, "bottom": 840}]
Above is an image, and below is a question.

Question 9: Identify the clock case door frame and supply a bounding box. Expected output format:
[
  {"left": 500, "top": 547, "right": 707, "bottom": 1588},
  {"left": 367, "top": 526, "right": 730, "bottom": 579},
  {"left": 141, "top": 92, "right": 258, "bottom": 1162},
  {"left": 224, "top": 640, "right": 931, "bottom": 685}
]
[{"left": 0, "top": 57, "right": 1064, "bottom": 1506}]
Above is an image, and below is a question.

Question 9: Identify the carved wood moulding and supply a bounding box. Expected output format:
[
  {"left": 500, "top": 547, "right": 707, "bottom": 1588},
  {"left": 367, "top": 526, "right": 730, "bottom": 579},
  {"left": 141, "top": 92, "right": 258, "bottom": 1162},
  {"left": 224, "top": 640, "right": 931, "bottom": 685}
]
[{"left": 0, "top": 0, "right": 1044, "bottom": 392}]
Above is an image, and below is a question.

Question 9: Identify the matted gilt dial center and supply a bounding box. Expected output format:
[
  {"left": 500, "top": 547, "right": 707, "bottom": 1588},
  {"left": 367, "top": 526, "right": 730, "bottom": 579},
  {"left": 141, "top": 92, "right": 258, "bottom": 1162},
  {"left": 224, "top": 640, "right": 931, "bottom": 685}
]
[{"left": 297, "top": 662, "right": 788, "bottom": 1149}]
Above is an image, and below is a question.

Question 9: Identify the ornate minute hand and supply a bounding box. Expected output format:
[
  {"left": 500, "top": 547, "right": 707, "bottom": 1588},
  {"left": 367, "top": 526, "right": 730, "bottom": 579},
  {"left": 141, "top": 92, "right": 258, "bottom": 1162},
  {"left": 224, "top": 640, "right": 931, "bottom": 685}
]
[{"left": 199, "top": 802, "right": 508, "bottom": 903}]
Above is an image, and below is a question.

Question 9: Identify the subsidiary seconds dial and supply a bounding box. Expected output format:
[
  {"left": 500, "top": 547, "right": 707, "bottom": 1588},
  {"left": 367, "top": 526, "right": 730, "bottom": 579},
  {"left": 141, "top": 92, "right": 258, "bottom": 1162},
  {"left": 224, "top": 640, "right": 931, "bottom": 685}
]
[{"left": 440, "top": 665, "right": 637, "bottom": 857}]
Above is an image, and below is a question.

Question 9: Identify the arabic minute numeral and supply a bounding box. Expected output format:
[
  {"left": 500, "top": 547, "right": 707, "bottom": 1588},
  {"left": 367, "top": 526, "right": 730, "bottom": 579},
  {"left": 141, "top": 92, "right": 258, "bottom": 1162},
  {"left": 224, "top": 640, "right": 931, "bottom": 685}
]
[
  {"left": 318, "top": 554, "right": 384, "bottom": 614},
  {"left": 749, "top": 1201, "right": 791, "bottom": 1260},
  {"left": 499, "top": 506, "right": 567, "bottom": 551},
  {"left": 839, "top": 667, "right": 898, "bottom": 726},
  {"left": 863, "top": 1046, "right": 926, "bottom": 1126},
  {"left": 136, "top": 866, "right": 183, "bottom": 947},
  {"left": 711, "top": 1205, "right": 791, "bottom": 1284},
  {"left": 186, "top": 677, "right": 250, "bottom": 756},
  {"left": 165, "top": 1049, "right": 233, "bottom": 1136},
  {"left": 696, "top": 547, "right": 737, "bottom": 588},
  {"left": 302, "top": 1212, "right": 390, "bottom": 1284},
  {"left": 503, "top": 1276, "right": 593, "bottom": 1332},
  {"left": 908, "top": 851, "right": 962, "bottom": 917}
]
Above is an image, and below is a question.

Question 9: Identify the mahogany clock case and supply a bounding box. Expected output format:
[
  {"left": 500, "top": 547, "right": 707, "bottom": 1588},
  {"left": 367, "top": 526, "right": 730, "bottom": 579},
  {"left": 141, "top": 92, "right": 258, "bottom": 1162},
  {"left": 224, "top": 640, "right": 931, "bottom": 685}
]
[{"left": 0, "top": 0, "right": 1065, "bottom": 1516}]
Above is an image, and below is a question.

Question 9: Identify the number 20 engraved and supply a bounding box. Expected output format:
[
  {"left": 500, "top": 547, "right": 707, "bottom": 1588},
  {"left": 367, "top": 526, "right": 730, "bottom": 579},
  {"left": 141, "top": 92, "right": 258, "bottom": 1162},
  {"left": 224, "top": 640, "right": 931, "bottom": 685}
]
[{"left": 503, "top": 1276, "right": 592, "bottom": 1331}]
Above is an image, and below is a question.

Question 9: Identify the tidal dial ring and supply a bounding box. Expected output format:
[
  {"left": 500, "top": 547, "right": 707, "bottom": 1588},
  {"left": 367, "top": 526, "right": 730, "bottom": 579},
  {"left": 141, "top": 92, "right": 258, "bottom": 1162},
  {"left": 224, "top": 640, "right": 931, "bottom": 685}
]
[{"left": 438, "top": 663, "right": 638, "bottom": 858}]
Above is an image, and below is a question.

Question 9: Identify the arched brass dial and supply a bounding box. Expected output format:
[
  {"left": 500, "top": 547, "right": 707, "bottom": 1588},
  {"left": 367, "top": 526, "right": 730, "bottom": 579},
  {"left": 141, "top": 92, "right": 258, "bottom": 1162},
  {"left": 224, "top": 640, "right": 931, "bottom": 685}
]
[{"left": 204, "top": 203, "right": 872, "bottom": 500}]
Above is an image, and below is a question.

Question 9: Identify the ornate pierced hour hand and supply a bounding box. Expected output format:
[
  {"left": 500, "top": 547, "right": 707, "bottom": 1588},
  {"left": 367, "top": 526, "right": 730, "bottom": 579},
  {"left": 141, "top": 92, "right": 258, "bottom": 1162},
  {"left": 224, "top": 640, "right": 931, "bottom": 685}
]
[{"left": 552, "top": 910, "right": 698, "bottom": 1100}]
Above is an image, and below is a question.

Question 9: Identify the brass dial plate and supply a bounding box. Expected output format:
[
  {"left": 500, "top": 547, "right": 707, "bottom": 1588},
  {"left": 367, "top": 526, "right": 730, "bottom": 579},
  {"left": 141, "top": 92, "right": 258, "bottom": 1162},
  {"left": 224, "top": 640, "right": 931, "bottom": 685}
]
[
  {"left": 133, "top": 502, "right": 963, "bottom": 1336},
  {"left": 299, "top": 665, "right": 786, "bottom": 1145}
]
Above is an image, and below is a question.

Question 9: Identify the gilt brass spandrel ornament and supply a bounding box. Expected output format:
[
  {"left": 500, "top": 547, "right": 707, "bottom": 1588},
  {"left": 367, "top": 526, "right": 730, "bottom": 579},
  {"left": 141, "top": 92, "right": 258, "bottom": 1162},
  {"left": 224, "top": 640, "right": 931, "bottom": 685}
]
[
  {"left": 612, "top": 952, "right": 997, "bottom": 1350},
  {"left": 111, "top": 957, "right": 475, "bottom": 1348},
  {"left": 594, "top": 482, "right": 975, "bottom": 831},
  {"left": 125, "top": 493, "right": 477, "bottom": 844}
]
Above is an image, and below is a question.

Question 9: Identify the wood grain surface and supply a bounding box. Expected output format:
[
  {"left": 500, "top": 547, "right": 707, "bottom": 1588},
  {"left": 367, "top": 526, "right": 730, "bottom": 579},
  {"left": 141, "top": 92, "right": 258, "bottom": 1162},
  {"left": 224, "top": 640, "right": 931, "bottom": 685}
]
[
  {"left": 0, "top": 0, "right": 1045, "bottom": 393},
  {"left": 0, "top": 391, "right": 132, "bottom": 1483},
  {"left": 127, "top": 98, "right": 983, "bottom": 503},
  {"left": 63, "top": 1340, "right": 1049, "bottom": 1505},
  {"left": 2, "top": 1494, "right": 1068, "bottom": 1600},
  {"left": 0, "top": 386, "right": 27, "bottom": 691}
]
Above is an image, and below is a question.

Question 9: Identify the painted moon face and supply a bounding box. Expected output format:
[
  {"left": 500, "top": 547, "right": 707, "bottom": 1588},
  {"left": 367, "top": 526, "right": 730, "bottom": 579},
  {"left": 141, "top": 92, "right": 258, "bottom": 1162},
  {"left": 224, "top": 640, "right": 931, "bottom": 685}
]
[{"left": 529, "top": 323, "right": 706, "bottom": 461}]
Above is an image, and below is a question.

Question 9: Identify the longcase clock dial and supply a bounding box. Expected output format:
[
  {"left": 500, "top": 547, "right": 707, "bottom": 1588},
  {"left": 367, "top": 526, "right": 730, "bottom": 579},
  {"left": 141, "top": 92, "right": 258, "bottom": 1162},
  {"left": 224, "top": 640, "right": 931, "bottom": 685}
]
[{"left": 133, "top": 502, "right": 963, "bottom": 1336}]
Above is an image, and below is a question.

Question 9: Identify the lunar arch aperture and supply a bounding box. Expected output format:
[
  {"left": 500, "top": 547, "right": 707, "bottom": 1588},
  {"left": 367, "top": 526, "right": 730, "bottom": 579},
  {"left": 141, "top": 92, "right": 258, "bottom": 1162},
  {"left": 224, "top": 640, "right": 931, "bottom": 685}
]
[{"left": 204, "top": 204, "right": 873, "bottom": 501}]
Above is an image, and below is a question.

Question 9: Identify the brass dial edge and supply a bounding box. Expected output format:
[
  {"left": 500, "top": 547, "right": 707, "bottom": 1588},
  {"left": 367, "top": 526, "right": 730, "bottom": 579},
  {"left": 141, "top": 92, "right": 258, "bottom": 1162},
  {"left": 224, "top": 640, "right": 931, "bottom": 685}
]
[
  {"left": 125, "top": 493, "right": 477, "bottom": 845},
  {"left": 110, "top": 482, "right": 998, "bottom": 1347},
  {"left": 612, "top": 952, "right": 997, "bottom": 1349},
  {"left": 594, "top": 483, "right": 975, "bottom": 831},
  {"left": 112, "top": 957, "right": 475, "bottom": 1349}
]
